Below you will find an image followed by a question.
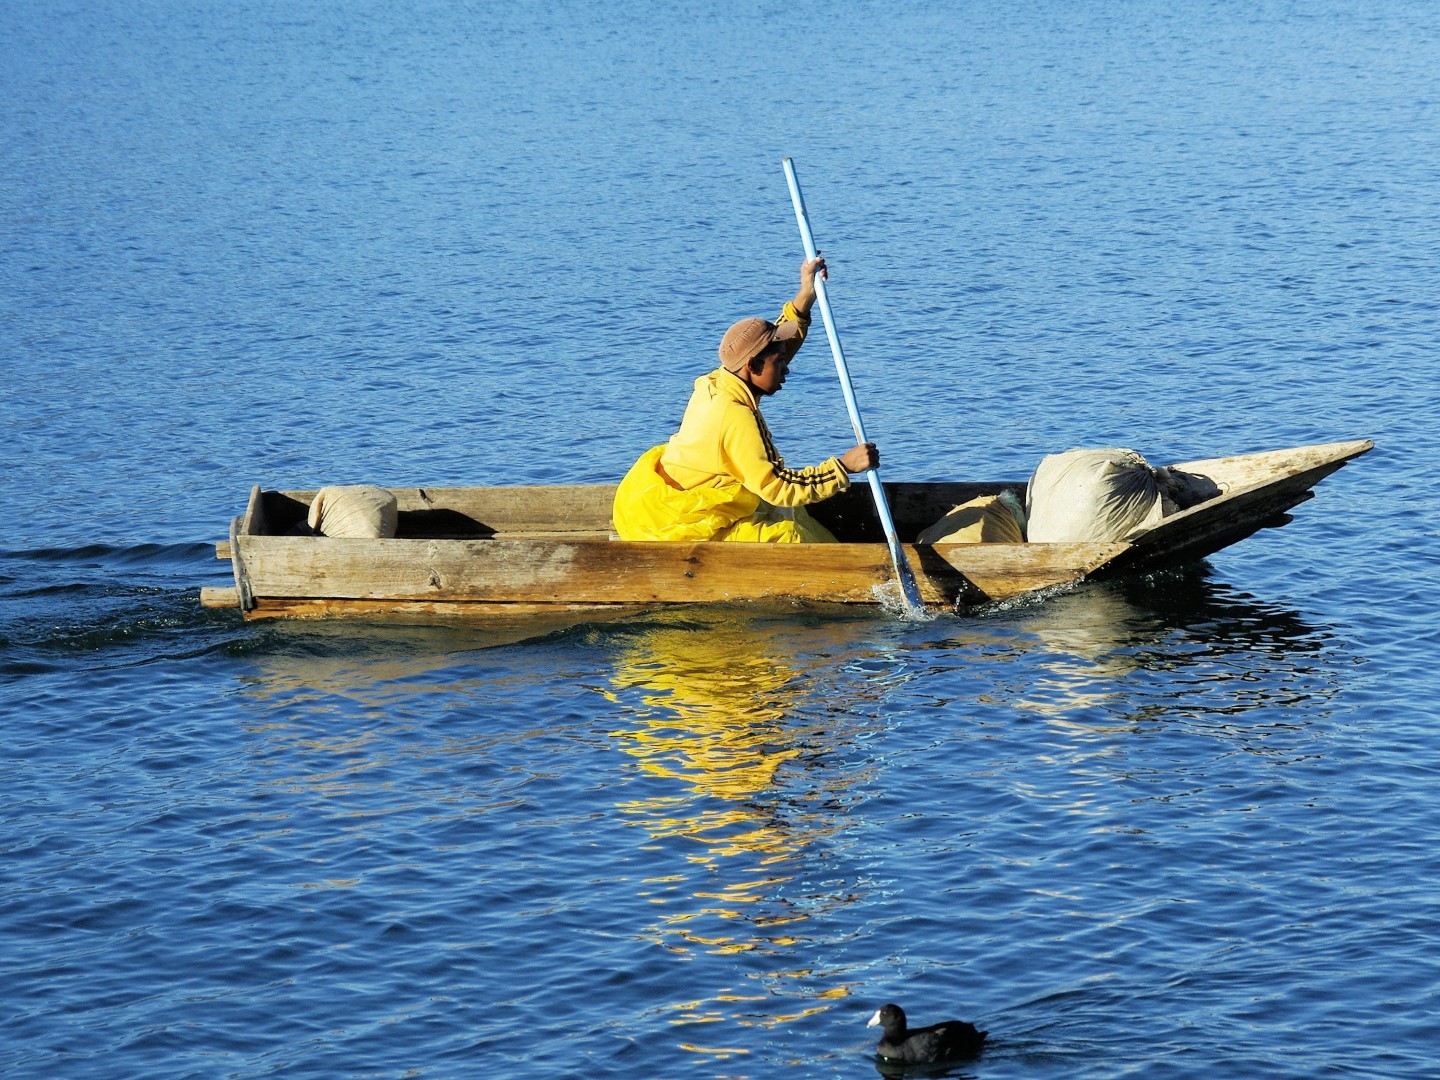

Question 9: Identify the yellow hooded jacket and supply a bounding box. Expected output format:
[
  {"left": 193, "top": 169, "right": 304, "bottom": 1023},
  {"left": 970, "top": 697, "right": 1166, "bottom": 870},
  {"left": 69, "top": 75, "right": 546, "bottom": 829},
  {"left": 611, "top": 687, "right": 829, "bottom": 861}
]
[{"left": 613, "top": 303, "right": 848, "bottom": 543}]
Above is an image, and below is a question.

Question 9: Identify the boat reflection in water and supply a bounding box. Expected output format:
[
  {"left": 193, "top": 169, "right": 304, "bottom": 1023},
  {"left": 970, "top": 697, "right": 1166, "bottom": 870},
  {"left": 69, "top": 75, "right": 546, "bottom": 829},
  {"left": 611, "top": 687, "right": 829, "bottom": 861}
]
[
  {"left": 1023, "top": 570, "right": 1340, "bottom": 728},
  {"left": 603, "top": 609, "right": 886, "bottom": 1057},
  {"left": 923, "top": 565, "right": 1343, "bottom": 747}
]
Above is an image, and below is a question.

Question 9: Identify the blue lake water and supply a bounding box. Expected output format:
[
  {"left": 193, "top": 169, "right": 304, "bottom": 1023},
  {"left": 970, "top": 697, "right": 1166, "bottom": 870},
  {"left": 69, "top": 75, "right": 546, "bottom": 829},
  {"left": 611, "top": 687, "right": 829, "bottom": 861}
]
[{"left": 4, "top": 1, "right": 1440, "bottom": 1076}]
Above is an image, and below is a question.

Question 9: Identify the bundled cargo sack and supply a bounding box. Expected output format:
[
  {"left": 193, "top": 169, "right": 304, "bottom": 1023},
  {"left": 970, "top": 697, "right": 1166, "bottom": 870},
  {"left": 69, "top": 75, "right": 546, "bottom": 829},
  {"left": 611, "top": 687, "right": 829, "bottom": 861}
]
[
  {"left": 917, "top": 491, "right": 1027, "bottom": 545},
  {"left": 1025, "top": 448, "right": 1176, "bottom": 543},
  {"left": 307, "top": 485, "right": 399, "bottom": 538}
]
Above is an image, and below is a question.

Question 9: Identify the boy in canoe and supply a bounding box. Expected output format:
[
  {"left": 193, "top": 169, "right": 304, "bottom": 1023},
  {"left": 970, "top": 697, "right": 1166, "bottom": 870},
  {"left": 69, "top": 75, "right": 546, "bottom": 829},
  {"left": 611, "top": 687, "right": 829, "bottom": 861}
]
[{"left": 613, "top": 256, "right": 878, "bottom": 542}]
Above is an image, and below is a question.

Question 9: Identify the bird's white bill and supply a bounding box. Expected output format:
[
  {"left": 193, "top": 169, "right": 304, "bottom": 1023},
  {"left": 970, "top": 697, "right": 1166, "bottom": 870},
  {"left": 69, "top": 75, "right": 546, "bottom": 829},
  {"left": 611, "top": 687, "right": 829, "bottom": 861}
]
[{"left": 866, "top": 1009, "right": 883, "bottom": 1028}]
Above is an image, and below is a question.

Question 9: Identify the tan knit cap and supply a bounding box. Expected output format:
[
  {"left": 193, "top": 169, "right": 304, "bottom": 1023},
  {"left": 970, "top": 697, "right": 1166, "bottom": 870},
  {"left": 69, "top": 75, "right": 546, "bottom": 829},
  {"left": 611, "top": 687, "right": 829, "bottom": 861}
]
[{"left": 718, "top": 317, "right": 802, "bottom": 372}]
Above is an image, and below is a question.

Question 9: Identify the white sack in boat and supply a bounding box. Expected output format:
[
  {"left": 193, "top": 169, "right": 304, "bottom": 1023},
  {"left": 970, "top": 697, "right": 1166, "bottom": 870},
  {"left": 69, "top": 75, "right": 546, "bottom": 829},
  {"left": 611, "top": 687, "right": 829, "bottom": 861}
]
[
  {"left": 307, "top": 485, "right": 398, "bottom": 538},
  {"left": 1025, "top": 448, "right": 1176, "bottom": 543},
  {"left": 917, "top": 491, "right": 1027, "bottom": 544}
]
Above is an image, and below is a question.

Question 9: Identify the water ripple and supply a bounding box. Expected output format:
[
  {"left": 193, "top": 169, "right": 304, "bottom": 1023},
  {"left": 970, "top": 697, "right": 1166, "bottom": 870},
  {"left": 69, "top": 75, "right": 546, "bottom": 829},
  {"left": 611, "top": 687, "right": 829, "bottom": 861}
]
[{"left": 5, "top": 1, "right": 1440, "bottom": 1076}]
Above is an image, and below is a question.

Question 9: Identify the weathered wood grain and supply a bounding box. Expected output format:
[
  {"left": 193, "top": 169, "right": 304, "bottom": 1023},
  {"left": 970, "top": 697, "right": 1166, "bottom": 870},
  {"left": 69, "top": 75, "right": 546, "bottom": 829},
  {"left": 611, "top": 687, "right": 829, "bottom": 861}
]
[
  {"left": 234, "top": 536, "right": 1121, "bottom": 607},
  {"left": 204, "top": 439, "right": 1373, "bottom": 620},
  {"left": 239, "top": 598, "right": 654, "bottom": 621},
  {"left": 1109, "top": 438, "right": 1373, "bottom": 573}
]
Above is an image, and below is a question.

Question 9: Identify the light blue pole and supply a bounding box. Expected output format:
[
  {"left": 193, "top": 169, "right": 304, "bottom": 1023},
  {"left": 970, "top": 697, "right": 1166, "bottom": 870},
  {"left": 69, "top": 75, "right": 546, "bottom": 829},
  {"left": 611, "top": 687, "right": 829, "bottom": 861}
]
[{"left": 782, "top": 158, "right": 926, "bottom": 615}]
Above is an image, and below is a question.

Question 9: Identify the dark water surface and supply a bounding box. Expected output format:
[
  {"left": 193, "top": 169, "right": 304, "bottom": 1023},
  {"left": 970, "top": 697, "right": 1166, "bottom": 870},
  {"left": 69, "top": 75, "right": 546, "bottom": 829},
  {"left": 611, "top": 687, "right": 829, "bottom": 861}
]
[{"left": 4, "top": 1, "right": 1439, "bottom": 1077}]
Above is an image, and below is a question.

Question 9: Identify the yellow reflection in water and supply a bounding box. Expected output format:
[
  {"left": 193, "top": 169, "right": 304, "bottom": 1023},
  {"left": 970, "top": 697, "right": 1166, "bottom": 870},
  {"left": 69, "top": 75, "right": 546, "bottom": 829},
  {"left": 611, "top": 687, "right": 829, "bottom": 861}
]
[{"left": 606, "top": 612, "right": 879, "bottom": 1044}]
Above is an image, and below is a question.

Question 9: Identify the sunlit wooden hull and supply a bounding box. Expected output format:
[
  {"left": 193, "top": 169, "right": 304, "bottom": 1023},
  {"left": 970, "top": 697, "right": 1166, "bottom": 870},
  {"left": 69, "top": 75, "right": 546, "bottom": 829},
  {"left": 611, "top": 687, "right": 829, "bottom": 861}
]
[{"left": 201, "top": 439, "right": 1372, "bottom": 621}]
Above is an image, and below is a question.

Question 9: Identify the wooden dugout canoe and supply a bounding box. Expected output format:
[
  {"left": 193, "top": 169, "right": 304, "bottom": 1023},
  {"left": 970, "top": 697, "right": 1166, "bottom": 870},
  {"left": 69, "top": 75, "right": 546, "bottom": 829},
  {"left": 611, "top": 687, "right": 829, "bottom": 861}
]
[{"left": 200, "top": 439, "right": 1372, "bottom": 621}]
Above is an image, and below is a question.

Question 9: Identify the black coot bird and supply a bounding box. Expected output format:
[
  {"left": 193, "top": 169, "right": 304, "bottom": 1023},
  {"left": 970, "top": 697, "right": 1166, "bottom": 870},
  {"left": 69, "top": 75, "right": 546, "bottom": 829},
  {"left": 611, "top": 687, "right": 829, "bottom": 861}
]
[{"left": 867, "top": 1003, "right": 987, "bottom": 1065}]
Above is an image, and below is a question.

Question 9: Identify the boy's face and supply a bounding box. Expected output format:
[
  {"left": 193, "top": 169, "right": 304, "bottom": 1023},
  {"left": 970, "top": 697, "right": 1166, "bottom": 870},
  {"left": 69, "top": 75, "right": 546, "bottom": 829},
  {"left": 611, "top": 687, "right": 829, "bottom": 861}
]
[{"left": 749, "top": 348, "right": 791, "bottom": 396}]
